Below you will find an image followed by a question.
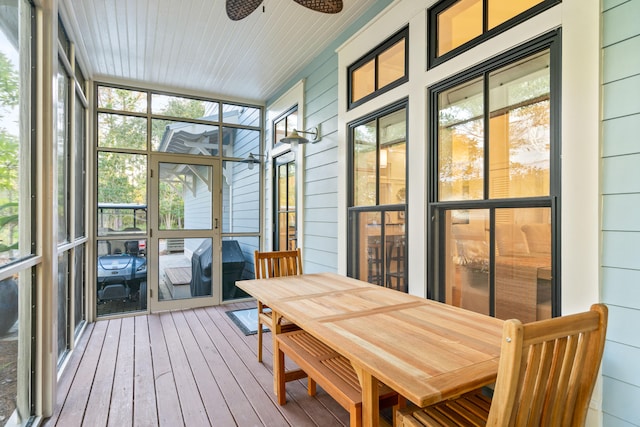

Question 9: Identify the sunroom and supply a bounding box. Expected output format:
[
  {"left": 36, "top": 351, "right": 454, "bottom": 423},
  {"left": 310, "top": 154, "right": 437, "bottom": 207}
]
[{"left": 0, "top": 0, "right": 638, "bottom": 426}]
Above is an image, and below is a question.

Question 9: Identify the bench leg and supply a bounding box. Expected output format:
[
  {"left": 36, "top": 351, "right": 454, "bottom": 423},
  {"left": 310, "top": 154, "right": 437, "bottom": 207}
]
[
  {"left": 308, "top": 378, "right": 317, "bottom": 396},
  {"left": 257, "top": 301, "right": 265, "bottom": 362},
  {"left": 350, "top": 403, "right": 362, "bottom": 427}
]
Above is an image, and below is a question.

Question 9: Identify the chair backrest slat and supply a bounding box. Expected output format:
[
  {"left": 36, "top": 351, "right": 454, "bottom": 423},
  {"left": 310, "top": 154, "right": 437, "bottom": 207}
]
[
  {"left": 254, "top": 248, "right": 303, "bottom": 279},
  {"left": 487, "top": 304, "right": 607, "bottom": 427}
]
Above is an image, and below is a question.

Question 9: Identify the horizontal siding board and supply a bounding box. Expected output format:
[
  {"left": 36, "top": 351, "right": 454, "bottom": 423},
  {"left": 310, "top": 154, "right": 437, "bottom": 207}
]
[
  {"left": 305, "top": 207, "right": 338, "bottom": 223},
  {"left": 305, "top": 55, "right": 338, "bottom": 92},
  {"left": 603, "top": 35, "right": 640, "bottom": 83},
  {"left": 602, "top": 267, "right": 640, "bottom": 310},
  {"left": 603, "top": 341, "right": 640, "bottom": 387},
  {"left": 602, "top": 231, "right": 640, "bottom": 269},
  {"left": 602, "top": 194, "right": 640, "bottom": 230},
  {"left": 603, "top": 377, "right": 640, "bottom": 426},
  {"left": 603, "top": 74, "right": 640, "bottom": 120},
  {"left": 602, "top": 113, "right": 640, "bottom": 157},
  {"left": 301, "top": 234, "right": 338, "bottom": 253},
  {"left": 602, "top": 154, "right": 640, "bottom": 194},
  {"left": 603, "top": 0, "right": 632, "bottom": 11},
  {"left": 304, "top": 192, "right": 338, "bottom": 209},
  {"left": 605, "top": 305, "right": 640, "bottom": 348},
  {"left": 305, "top": 177, "right": 339, "bottom": 197},
  {"left": 603, "top": 413, "right": 638, "bottom": 427},
  {"left": 602, "top": 0, "right": 640, "bottom": 47}
]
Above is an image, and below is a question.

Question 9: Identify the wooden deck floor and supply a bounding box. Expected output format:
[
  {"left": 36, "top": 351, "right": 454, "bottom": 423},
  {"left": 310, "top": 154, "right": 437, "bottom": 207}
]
[{"left": 43, "top": 302, "right": 353, "bottom": 427}]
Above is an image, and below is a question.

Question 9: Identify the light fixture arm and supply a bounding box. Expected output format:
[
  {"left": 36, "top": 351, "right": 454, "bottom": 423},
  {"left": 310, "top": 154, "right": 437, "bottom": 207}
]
[{"left": 279, "top": 126, "right": 320, "bottom": 144}]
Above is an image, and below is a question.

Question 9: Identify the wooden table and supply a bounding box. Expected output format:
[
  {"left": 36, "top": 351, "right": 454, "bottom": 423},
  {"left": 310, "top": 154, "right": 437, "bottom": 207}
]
[{"left": 237, "top": 272, "right": 504, "bottom": 427}]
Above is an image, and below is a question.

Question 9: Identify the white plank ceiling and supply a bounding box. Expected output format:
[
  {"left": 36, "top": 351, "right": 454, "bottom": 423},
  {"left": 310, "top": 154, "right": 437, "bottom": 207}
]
[{"left": 61, "top": 0, "right": 381, "bottom": 104}]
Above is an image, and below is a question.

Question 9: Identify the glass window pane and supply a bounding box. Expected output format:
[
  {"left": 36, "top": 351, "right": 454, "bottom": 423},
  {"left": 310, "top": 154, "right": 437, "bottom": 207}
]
[
  {"left": 222, "top": 103, "right": 260, "bottom": 127},
  {"left": 221, "top": 127, "right": 260, "bottom": 158},
  {"left": 57, "top": 252, "right": 69, "bottom": 362},
  {"left": 494, "top": 207, "right": 551, "bottom": 322},
  {"left": 73, "top": 245, "right": 85, "bottom": 333},
  {"left": 97, "top": 152, "right": 147, "bottom": 208},
  {"left": 158, "top": 237, "right": 212, "bottom": 301},
  {"left": 437, "top": 0, "right": 482, "bottom": 56},
  {"left": 0, "top": 5, "right": 32, "bottom": 265},
  {"left": 488, "top": 0, "right": 544, "bottom": 29},
  {"left": 445, "top": 209, "right": 490, "bottom": 314},
  {"left": 274, "top": 117, "right": 286, "bottom": 145},
  {"left": 489, "top": 51, "right": 550, "bottom": 199},
  {"left": 222, "top": 160, "right": 260, "bottom": 233},
  {"left": 57, "top": 65, "right": 69, "bottom": 244},
  {"left": 151, "top": 94, "right": 219, "bottom": 121},
  {"left": 223, "top": 235, "right": 257, "bottom": 302},
  {"left": 98, "top": 113, "right": 147, "bottom": 150},
  {"left": 75, "top": 94, "right": 86, "bottom": 237},
  {"left": 286, "top": 110, "right": 298, "bottom": 136},
  {"left": 0, "top": 270, "right": 22, "bottom": 419},
  {"left": 438, "top": 77, "right": 484, "bottom": 201},
  {"left": 97, "top": 238, "right": 147, "bottom": 316},
  {"left": 98, "top": 86, "right": 147, "bottom": 113},
  {"left": 152, "top": 119, "right": 219, "bottom": 154},
  {"left": 358, "top": 211, "right": 383, "bottom": 286},
  {"left": 353, "top": 120, "right": 377, "bottom": 206},
  {"left": 158, "top": 162, "right": 212, "bottom": 231},
  {"left": 378, "top": 38, "right": 405, "bottom": 89},
  {"left": 97, "top": 204, "right": 147, "bottom": 236},
  {"left": 379, "top": 109, "right": 406, "bottom": 205},
  {"left": 351, "top": 59, "right": 375, "bottom": 103}
]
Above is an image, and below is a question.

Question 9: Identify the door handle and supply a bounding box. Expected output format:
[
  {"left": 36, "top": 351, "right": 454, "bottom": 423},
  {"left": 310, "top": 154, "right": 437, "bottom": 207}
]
[{"left": 215, "top": 218, "right": 219, "bottom": 229}]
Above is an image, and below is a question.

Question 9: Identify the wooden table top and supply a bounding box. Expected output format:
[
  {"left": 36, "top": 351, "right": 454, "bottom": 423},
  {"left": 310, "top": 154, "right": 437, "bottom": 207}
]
[{"left": 237, "top": 272, "right": 504, "bottom": 407}]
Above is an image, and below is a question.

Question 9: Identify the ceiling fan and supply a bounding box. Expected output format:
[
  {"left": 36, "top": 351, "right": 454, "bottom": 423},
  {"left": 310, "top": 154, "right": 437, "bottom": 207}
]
[{"left": 226, "top": 0, "right": 343, "bottom": 21}]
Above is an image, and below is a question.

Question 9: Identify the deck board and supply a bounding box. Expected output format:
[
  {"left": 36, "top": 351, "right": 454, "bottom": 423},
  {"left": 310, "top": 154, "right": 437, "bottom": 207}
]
[{"left": 44, "top": 303, "right": 353, "bottom": 427}]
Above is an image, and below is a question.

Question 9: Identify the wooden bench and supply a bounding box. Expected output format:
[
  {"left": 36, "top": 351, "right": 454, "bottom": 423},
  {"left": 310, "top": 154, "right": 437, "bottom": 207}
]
[{"left": 276, "top": 329, "right": 403, "bottom": 427}]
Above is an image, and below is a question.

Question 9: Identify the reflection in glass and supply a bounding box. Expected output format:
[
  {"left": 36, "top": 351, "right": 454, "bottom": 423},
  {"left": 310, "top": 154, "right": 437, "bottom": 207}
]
[
  {"left": 445, "top": 209, "right": 490, "bottom": 315},
  {"left": 378, "top": 38, "right": 405, "bottom": 89},
  {"left": 494, "top": 207, "right": 551, "bottom": 322},
  {"left": 74, "top": 246, "right": 85, "bottom": 334},
  {"left": 152, "top": 119, "right": 219, "bottom": 154},
  {"left": 353, "top": 120, "right": 377, "bottom": 206},
  {"left": 438, "top": 77, "right": 484, "bottom": 201},
  {"left": 277, "top": 161, "right": 296, "bottom": 250},
  {"left": 152, "top": 94, "right": 218, "bottom": 121},
  {"left": 98, "top": 113, "right": 147, "bottom": 150},
  {"left": 159, "top": 238, "right": 212, "bottom": 301},
  {"left": 379, "top": 109, "right": 406, "bottom": 205},
  {"left": 158, "top": 163, "right": 212, "bottom": 230},
  {"left": 437, "top": 0, "right": 482, "bottom": 55},
  {"left": 351, "top": 59, "right": 375, "bottom": 103},
  {"left": 98, "top": 86, "right": 147, "bottom": 113},
  {"left": 489, "top": 51, "right": 550, "bottom": 199}
]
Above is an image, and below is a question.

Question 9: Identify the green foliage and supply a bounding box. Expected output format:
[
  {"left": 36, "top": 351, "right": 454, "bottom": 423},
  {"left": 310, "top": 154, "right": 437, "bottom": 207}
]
[{"left": 0, "top": 52, "right": 18, "bottom": 110}]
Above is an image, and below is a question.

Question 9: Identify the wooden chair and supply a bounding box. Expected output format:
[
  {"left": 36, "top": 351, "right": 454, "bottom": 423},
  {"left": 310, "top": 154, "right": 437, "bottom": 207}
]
[
  {"left": 396, "top": 304, "right": 608, "bottom": 427},
  {"left": 254, "top": 248, "right": 303, "bottom": 362}
]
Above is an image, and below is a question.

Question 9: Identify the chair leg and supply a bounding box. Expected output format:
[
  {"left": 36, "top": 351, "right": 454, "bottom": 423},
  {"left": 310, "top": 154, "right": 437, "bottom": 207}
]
[{"left": 257, "top": 319, "right": 263, "bottom": 362}]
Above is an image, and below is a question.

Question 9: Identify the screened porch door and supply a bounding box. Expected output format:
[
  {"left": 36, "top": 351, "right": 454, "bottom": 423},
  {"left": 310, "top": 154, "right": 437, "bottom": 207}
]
[{"left": 148, "top": 155, "right": 222, "bottom": 311}]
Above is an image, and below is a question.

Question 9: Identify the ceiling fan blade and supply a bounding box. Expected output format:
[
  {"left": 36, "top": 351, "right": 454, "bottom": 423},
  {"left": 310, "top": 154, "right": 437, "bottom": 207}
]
[
  {"left": 293, "top": 0, "right": 343, "bottom": 14},
  {"left": 226, "top": 0, "right": 263, "bottom": 21}
]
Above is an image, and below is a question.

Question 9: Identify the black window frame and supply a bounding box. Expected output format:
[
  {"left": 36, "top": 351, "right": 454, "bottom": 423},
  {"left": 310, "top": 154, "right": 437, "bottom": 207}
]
[
  {"left": 428, "top": 0, "right": 560, "bottom": 69},
  {"left": 427, "top": 30, "right": 562, "bottom": 316},
  {"left": 347, "top": 98, "right": 409, "bottom": 289},
  {"left": 347, "top": 26, "right": 409, "bottom": 110}
]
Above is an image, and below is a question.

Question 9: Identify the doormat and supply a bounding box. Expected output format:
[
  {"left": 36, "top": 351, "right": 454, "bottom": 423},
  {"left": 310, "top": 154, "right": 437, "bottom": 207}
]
[{"left": 225, "top": 308, "right": 269, "bottom": 336}]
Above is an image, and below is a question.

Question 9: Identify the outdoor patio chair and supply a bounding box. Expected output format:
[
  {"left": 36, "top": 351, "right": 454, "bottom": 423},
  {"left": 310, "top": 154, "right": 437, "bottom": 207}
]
[
  {"left": 254, "top": 248, "right": 303, "bottom": 362},
  {"left": 396, "top": 303, "right": 608, "bottom": 427}
]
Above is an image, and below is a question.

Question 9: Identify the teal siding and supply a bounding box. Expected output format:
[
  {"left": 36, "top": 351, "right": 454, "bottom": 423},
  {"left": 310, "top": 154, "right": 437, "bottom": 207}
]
[
  {"left": 601, "top": 0, "right": 640, "bottom": 424},
  {"left": 267, "top": 0, "right": 394, "bottom": 274}
]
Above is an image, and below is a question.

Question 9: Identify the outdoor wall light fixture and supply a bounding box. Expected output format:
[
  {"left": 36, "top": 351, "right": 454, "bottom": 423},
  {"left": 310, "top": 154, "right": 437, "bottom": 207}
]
[
  {"left": 280, "top": 126, "right": 320, "bottom": 145},
  {"left": 246, "top": 152, "right": 266, "bottom": 170}
]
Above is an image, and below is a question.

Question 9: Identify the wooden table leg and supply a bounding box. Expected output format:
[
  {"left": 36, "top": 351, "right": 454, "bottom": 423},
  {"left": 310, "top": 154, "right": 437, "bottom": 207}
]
[
  {"left": 272, "top": 310, "right": 284, "bottom": 398},
  {"left": 353, "top": 363, "right": 379, "bottom": 427}
]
